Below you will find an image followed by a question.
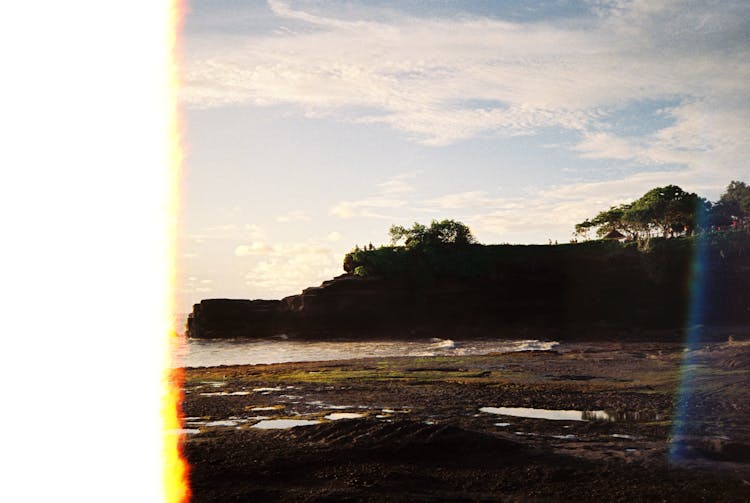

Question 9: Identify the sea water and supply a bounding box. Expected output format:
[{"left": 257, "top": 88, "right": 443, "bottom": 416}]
[{"left": 173, "top": 336, "right": 558, "bottom": 368}]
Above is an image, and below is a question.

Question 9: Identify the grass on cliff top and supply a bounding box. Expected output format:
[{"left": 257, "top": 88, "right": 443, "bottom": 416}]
[{"left": 345, "top": 231, "right": 750, "bottom": 280}]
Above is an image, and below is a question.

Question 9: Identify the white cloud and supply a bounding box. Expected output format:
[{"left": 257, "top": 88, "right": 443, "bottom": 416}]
[
  {"left": 329, "top": 171, "right": 420, "bottom": 219},
  {"left": 235, "top": 241, "right": 332, "bottom": 257},
  {"left": 329, "top": 197, "right": 406, "bottom": 218},
  {"left": 245, "top": 253, "right": 343, "bottom": 296},
  {"left": 241, "top": 238, "right": 342, "bottom": 295},
  {"left": 183, "top": 0, "right": 750, "bottom": 175},
  {"left": 275, "top": 210, "right": 310, "bottom": 223},
  {"left": 327, "top": 231, "right": 343, "bottom": 242},
  {"left": 234, "top": 242, "right": 273, "bottom": 256},
  {"left": 379, "top": 172, "right": 418, "bottom": 195},
  {"left": 189, "top": 223, "right": 267, "bottom": 242}
]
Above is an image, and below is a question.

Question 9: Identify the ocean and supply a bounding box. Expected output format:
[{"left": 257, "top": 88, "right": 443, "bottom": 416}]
[{"left": 174, "top": 336, "right": 558, "bottom": 368}]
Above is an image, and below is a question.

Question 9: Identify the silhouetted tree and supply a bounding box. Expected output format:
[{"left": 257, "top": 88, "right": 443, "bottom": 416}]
[
  {"left": 389, "top": 219, "right": 476, "bottom": 250},
  {"left": 576, "top": 185, "right": 709, "bottom": 238},
  {"left": 711, "top": 180, "right": 750, "bottom": 226}
]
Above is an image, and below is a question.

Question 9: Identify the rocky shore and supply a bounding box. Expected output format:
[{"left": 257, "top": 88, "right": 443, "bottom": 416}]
[{"left": 181, "top": 339, "right": 750, "bottom": 501}]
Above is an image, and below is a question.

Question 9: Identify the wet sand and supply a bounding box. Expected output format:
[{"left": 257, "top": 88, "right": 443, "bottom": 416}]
[{"left": 182, "top": 341, "right": 750, "bottom": 501}]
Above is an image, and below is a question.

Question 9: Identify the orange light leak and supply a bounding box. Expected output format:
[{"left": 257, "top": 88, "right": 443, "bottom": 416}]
[{"left": 164, "top": 0, "right": 190, "bottom": 501}]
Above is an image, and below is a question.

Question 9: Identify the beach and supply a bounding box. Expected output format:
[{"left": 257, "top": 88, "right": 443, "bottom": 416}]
[{"left": 181, "top": 339, "right": 750, "bottom": 501}]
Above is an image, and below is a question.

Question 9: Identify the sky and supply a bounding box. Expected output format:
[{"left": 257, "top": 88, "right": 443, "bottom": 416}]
[{"left": 177, "top": 0, "right": 750, "bottom": 310}]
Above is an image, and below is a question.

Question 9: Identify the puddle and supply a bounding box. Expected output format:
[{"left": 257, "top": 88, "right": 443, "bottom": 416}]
[
  {"left": 550, "top": 434, "right": 578, "bottom": 440},
  {"left": 205, "top": 420, "right": 239, "bottom": 427},
  {"left": 199, "top": 391, "right": 251, "bottom": 396},
  {"left": 253, "top": 387, "right": 283, "bottom": 392},
  {"left": 251, "top": 419, "right": 321, "bottom": 429},
  {"left": 382, "top": 408, "right": 410, "bottom": 414},
  {"left": 201, "top": 381, "right": 227, "bottom": 387},
  {"left": 167, "top": 429, "right": 201, "bottom": 435},
  {"left": 480, "top": 407, "right": 617, "bottom": 422},
  {"left": 324, "top": 412, "right": 365, "bottom": 420},
  {"left": 494, "top": 423, "right": 511, "bottom": 427},
  {"left": 611, "top": 434, "right": 637, "bottom": 440},
  {"left": 250, "top": 406, "right": 281, "bottom": 411}
]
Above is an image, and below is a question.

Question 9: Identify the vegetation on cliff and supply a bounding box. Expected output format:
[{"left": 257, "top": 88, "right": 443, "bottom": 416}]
[
  {"left": 343, "top": 180, "right": 750, "bottom": 281},
  {"left": 575, "top": 180, "right": 749, "bottom": 239}
]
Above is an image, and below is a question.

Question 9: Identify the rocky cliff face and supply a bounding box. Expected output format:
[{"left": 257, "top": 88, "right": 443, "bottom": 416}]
[{"left": 187, "top": 237, "right": 750, "bottom": 340}]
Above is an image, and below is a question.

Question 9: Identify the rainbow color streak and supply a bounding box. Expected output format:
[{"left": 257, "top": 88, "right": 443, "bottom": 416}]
[
  {"left": 668, "top": 203, "right": 711, "bottom": 463},
  {"left": 164, "top": 0, "right": 190, "bottom": 501}
]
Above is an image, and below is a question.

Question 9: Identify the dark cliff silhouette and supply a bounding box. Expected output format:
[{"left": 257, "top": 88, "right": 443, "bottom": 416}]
[{"left": 188, "top": 233, "right": 750, "bottom": 340}]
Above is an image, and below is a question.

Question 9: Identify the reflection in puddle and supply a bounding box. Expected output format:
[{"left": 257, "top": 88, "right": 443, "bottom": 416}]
[
  {"left": 250, "top": 406, "right": 280, "bottom": 411},
  {"left": 494, "top": 423, "right": 511, "bottom": 427},
  {"left": 480, "top": 406, "right": 630, "bottom": 422},
  {"left": 199, "top": 391, "right": 251, "bottom": 396},
  {"left": 253, "top": 387, "right": 283, "bottom": 392},
  {"left": 611, "top": 434, "right": 637, "bottom": 440},
  {"left": 251, "top": 419, "right": 321, "bottom": 429},
  {"left": 205, "top": 420, "right": 239, "bottom": 427},
  {"left": 324, "top": 412, "right": 365, "bottom": 420},
  {"left": 167, "top": 429, "right": 201, "bottom": 435}
]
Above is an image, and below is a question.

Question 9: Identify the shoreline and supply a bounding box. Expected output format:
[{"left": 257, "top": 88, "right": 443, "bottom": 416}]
[{"left": 182, "top": 340, "right": 750, "bottom": 501}]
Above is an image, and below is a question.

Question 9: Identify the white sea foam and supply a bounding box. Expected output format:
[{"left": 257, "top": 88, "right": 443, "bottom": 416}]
[{"left": 431, "top": 338, "right": 456, "bottom": 349}]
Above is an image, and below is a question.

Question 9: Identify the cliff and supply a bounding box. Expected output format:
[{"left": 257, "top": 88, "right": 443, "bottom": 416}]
[{"left": 187, "top": 233, "right": 750, "bottom": 340}]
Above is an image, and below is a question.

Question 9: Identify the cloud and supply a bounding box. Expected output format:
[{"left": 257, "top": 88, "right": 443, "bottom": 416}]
[
  {"left": 235, "top": 241, "right": 332, "bottom": 257},
  {"left": 330, "top": 197, "right": 406, "bottom": 218},
  {"left": 329, "top": 171, "right": 418, "bottom": 219},
  {"left": 379, "top": 172, "right": 419, "bottom": 195},
  {"left": 234, "top": 242, "right": 273, "bottom": 256},
  {"left": 241, "top": 238, "right": 342, "bottom": 295},
  {"left": 183, "top": 0, "right": 750, "bottom": 175},
  {"left": 327, "top": 231, "right": 343, "bottom": 242},
  {"left": 244, "top": 253, "right": 343, "bottom": 296},
  {"left": 275, "top": 210, "right": 311, "bottom": 223},
  {"left": 189, "top": 223, "right": 266, "bottom": 242}
]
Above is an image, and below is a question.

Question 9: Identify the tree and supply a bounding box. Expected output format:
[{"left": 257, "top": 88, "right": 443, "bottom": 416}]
[
  {"left": 711, "top": 180, "right": 750, "bottom": 226},
  {"left": 389, "top": 219, "right": 476, "bottom": 250},
  {"left": 575, "top": 185, "right": 708, "bottom": 239},
  {"left": 627, "top": 185, "right": 708, "bottom": 236},
  {"left": 575, "top": 203, "right": 640, "bottom": 239}
]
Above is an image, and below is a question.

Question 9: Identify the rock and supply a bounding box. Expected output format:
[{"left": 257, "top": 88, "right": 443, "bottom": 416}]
[{"left": 187, "top": 240, "right": 750, "bottom": 340}]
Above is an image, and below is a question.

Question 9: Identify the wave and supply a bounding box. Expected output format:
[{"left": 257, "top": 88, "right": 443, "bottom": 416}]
[
  {"left": 430, "top": 338, "right": 456, "bottom": 349},
  {"left": 513, "top": 340, "right": 559, "bottom": 352}
]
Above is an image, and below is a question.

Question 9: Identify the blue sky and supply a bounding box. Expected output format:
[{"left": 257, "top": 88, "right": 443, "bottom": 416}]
[{"left": 177, "top": 0, "right": 750, "bottom": 309}]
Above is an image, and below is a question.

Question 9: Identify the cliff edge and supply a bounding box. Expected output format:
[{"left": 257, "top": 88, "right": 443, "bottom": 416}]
[{"left": 187, "top": 234, "right": 750, "bottom": 340}]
